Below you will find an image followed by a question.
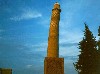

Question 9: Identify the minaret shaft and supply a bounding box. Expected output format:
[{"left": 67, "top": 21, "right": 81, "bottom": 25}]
[
  {"left": 44, "top": 3, "right": 64, "bottom": 74},
  {"left": 47, "top": 3, "right": 61, "bottom": 57}
]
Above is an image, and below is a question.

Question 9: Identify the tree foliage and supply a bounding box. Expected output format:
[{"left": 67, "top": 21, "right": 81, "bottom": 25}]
[{"left": 74, "top": 23, "right": 98, "bottom": 74}]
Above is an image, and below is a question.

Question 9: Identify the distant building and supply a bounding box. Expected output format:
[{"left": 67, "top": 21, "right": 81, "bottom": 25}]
[{"left": 0, "top": 68, "right": 12, "bottom": 74}]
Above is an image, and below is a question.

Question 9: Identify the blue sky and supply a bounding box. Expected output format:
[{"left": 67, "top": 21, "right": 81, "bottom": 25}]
[{"left": 0, "top": 0, "right": 100, "bottom": 74}]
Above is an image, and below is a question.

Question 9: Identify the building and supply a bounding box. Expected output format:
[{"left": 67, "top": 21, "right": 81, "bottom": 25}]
[
  {"left": 44, "top": 2, "right": 64, "bottom": 74},
  {"left": 0, "top": 68, "right": 12, "bottom": 74}
]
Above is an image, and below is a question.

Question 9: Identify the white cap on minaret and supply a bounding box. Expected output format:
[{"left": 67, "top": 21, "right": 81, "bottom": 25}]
[
  {"left": 54, "top": 2, "right": 60, "bottom": 9},
  {"left": 55, "top": 2, "right": 60, "bottom": 5}
]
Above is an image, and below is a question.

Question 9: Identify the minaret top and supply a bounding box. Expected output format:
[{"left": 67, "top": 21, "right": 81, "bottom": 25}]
[
  {"left": 54, "top": 2, "right": 60, "bottom": 9},
  {"left": 55, "top": 2, "right": 60, "bottom": 5}
]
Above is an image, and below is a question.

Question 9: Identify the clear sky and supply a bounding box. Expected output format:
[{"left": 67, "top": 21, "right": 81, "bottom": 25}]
[{"left": 0, "top": 0, "right": 100, "bottom": 74}]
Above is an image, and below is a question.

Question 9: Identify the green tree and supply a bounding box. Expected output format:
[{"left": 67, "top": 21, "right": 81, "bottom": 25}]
[{"left": 74, "top": 23, "right": 97, "bottom": 74}]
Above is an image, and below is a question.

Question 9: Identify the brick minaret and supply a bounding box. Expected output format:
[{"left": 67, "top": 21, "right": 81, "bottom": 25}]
[
  {"left": 47, "top": 2, "right": 61, "bottom": 58},
  {"left": 44, "top": 2, "right": 64, "bottom": 74}
]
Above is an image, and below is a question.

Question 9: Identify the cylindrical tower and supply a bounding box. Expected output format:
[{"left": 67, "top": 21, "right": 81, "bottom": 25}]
[
  {"left": 47, "top": 2, "right": 61, "bottom": 57},
  {"left": 44, "top": 3, "right": 64, "bottom": 74}
]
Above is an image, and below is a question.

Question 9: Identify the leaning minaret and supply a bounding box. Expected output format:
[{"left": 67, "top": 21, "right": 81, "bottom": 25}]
[
  {"left": 47, "top": 2, "right": 61, "bottom": 57},
  {"left": 44, "top": 2, "right": 64, "bottom": 74}
]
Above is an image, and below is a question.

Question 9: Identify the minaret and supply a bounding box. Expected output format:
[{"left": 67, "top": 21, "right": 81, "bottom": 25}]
[
  {"left": 47, "top": 2, "right": 61, "bottom": 57},
  {"left": 44, "top": 2, "right": 64, "bottom": 74}
]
